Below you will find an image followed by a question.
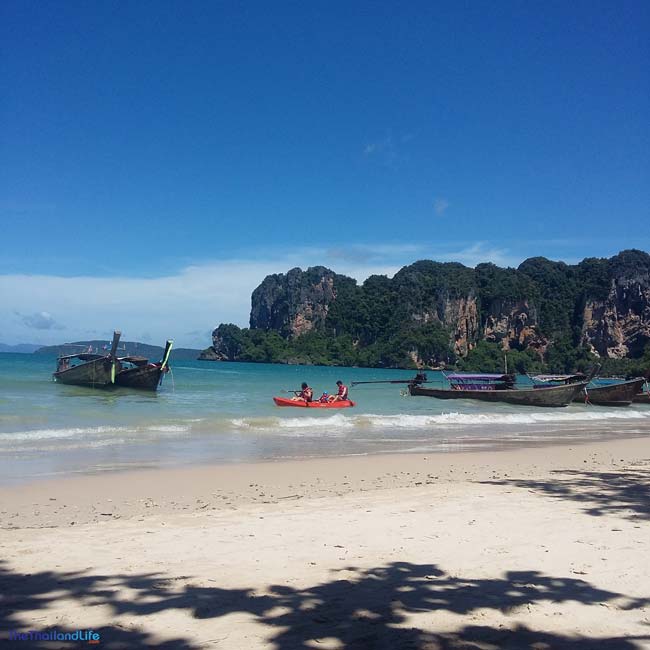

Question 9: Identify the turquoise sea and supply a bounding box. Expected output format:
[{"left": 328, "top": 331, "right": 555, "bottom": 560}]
[{"left": 1, "top": 353, "right": 649, "bottom": 485}]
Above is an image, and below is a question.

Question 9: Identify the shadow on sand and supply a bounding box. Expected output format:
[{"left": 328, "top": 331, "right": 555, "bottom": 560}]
[
  {"left": 2, "top": 559, "right": 649, "bottom": 649},
  {"left": 480, "top": 465, "right": 650, "bottom": 521}
]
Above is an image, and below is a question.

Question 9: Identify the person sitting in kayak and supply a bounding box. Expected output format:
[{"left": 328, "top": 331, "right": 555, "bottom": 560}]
[
  {"left": 319, "top": 392, "right": 329, "bottom": 403},
  {"left": 329, "top": 380, "right": 349, "bottom": 402},
  {"left": 292, "top": 382, "right": 313, "bottom": 402}
]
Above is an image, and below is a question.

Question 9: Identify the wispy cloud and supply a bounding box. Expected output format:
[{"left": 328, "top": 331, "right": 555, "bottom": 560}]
[
  {"left": 0, "top": 242, "right": 528, "bottom": 347},
  {"left": 363, "top": 132, "right": 413, "bottom": 168},
  {"left": 325, "top": 243, "right": 424, "bottom": 264},
  {"left": 16, "top": 311, "right": 64, "bottom": 330},
  {"left": 433, "top": 198, "right": 450, "bottom": 216},
  {"left": 428, "top": 242, "right": 519, "bottom": 268}
]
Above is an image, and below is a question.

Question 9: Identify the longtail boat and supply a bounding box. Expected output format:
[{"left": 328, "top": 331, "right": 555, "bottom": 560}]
[
  {"left": 529, "top": 373, "right": 587, "bottom": 385},
  {"left": 531, "top": 374, "right": 646, "bottom": 406},
  {"left": 115, "top": 340, "right": 173, "bottom": 391},
  {"left": 634, "top": 383, "right": 650, "bottom": 404},
  {"left": 407, "top": 373, "right": 588, "bottom": 407},
  {"left": 578, "top": 377, "right": 646, "bottom": 406},
  {"left": 53, "top": 331, "right": 121, "bottom": 388}
]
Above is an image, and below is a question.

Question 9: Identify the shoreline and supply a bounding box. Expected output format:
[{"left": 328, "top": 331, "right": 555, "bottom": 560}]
[
  {"left": 2, "top": 415, "right": 649, "bottom": 489},
  {"left": 2, "top": 434, "right": 649, "bottom": 530}
]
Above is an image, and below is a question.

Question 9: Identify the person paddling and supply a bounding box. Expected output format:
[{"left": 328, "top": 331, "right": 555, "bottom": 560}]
[
  {"left": 292, "top": 382, "right": 313, "bottom": 403},
  {"left": 330, "top": 380, "right": 349, "bottom": 402}
]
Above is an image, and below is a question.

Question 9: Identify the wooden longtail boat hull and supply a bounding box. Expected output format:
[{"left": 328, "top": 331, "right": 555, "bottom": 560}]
[
  {"left": 633, "top": 391, "right": 650, "bottom": 404},
  {"left": 115, "top": 364, "right": 165, "bottom": 391},
  {"left": 53, "top": 358, "right": 117, "bottom": 387},
  {"left": 408, "top": 381, "right": 588, "bottom": 407},
  {"left": 53, "top": 330, "right": 121, "bottom": 389},
  {"left": 576, "top": 378, "right": 647, "bottom": 406},
  {"left": 114, "top": 340, "right": 173, "bottom": 391}
]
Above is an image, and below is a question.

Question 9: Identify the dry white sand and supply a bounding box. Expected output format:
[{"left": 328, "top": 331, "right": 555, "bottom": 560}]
[{"left": 1, "top": 436, "right": 650, "bottom": 649}]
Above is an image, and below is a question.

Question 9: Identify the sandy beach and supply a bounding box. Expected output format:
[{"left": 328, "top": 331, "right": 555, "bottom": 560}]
[{"left": 1, "top": 436, "right": 650, "bottom": 649}]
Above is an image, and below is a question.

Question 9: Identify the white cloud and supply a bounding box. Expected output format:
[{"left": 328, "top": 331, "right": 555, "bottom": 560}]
[
  {"left": 0, "top": 243, "right": 521, "bottom": 347},
  {"left": 325, "top": 243, "right": 424, "bottom": 263},
  {"left": 363, "top": 132, "right": 413, "bottom": 168},
  {"left": 17, "top": 311, "right": 64, "bottom": 330},
  {"left": 433, "top": 198, "right": 450, "bottom": 216},
  {"left": 363, "top": 136, "right": 392, "bottom": 156},
  {"left": 422, "top": 242, "right": 522, "bottom": 268}
]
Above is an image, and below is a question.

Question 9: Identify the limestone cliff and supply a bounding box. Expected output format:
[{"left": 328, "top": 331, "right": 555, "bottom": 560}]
[
  {"left": 410, "top": 294, "right": 480, "bottom": 357},
  {"left": 201, "top": 323, "right": 244, "bottom": 361},
  {"left": 249, "top": 266, "right": 339, "bottom": 338},
  {"left": 204, "top": 250, "right": 650, "bottom": 367},
  {"left": 483, "top": 299, "right": 548, "bottom": 355},
  {"left": 580, "top": 251, "right": 650, "bottom": 358},
  {"left": 197, "top": 346, "right": 225, "bottom": 361}
]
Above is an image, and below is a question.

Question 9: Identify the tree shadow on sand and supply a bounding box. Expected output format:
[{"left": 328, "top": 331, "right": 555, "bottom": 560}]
[
  {"left": 2, "top": 559, "right": 649, "bottom": 649},
  {"left": 480, "top": 465, "right": 650, "bottom": 521},
  {"left": 0, "top": 561, "right": 199, "bottom": 649}
]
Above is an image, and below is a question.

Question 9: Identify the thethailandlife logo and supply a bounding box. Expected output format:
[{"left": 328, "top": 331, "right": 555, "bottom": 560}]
[{"left": 8, "top": 629, "right": 101, "bottom": 644}]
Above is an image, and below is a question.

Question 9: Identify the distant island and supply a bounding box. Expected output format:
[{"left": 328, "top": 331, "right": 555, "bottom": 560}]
[
  {"left": 0, "top": 343, "right": 41, "bottom": 353},
  {"left": 200, "top": 249, "right": 650, "bottom": 375},
  {"left": 34, "top": 341, "right": 202, "bottom": 362}
]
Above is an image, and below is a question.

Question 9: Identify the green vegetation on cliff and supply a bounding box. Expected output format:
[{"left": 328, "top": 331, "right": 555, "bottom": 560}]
[
  {"left": 202, "top": 250, "right": 650, "bottom": 373},
  {"left": 206, "top": 324, "right": 451, "bottom": 369},
  {"left": 204, "top": 326, "right": 650, "bottom": 375}
]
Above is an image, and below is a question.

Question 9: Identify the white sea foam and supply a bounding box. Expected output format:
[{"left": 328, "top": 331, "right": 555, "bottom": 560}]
[
  {"left": 144, "top": 424, "right": 191, "bottom": 433},
  {"left": 0, "top": 438, "right": 130, "bottom": 454},
  {"left": 0, "top": 425, "right": 129, "bottom": 442},
  {"left": 230, "top": 413, "right": 355, "bottom": 431},
  {"left": 3, "top": 408, "right": 649, "bottom": 443},
  {"left": 228, "top": 408, "right": 650, "bottom": 433},
  {"left": 358, "top": 409, "right": 650, "bottom": 428}
]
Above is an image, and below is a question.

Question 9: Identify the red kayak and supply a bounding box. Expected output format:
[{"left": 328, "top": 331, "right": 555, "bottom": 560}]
[{"left": 273, "top": 397, "right": 355, "bottom": 408}]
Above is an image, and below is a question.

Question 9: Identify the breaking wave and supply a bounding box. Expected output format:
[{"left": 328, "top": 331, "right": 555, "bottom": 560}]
[
  {"left": 2, "top": 409, "right": 649, "bottom": 445},
  {"left": 0, "top": 425, "right": 129, "bottom": 442},
  {"left": 229, "top": 408, "right": 650, "bottom": 432}
]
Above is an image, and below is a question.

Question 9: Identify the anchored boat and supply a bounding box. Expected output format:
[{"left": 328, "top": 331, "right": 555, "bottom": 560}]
[
  {"left": 579, "top": 377, "right": 646, "bottom": 406},
  {"left": 407, "top": 373, "right": 587, "bottom": 407},
  {"left": 634, "top": 383, "right": 650, "bottom": 404},
  {"left": 115, "top": 340, "right": 173, "bottom": 391},
  {"left": 53, "top": 331, "right": 121, "bottom": 388},
  {"left": 530, "top": 374, "right": 646, "bottom": 406}
]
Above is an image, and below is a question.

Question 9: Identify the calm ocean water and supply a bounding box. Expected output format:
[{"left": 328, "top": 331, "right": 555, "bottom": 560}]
[{"left": 1, "top": 352, "right": 649, "bottom": 485}]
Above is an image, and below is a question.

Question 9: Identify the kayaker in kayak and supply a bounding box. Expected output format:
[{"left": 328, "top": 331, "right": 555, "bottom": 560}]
[
  {"left": 292, "top": 382, "right": 313, "bottom": 403},
  {"left": 329, "top": 380, "right": 349, "bottom": 402}
]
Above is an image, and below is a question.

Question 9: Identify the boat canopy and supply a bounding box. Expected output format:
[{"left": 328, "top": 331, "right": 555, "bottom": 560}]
[
  {"left": 532, "top": 374, "right": 586, "bottom": 383},
  {"left": 118, "top": 356, "right": 150, "bottom": 366},
  {"left": 446, "top": 373, "right": 514, "bottom": 382},
  {"left": 57, "top": 353, "right": 105, "bottom": 362}
]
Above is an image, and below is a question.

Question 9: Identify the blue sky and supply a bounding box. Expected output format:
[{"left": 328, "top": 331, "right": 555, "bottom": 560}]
[{"left": 1, "top": 1, "right": 649, "bottom": 346}]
